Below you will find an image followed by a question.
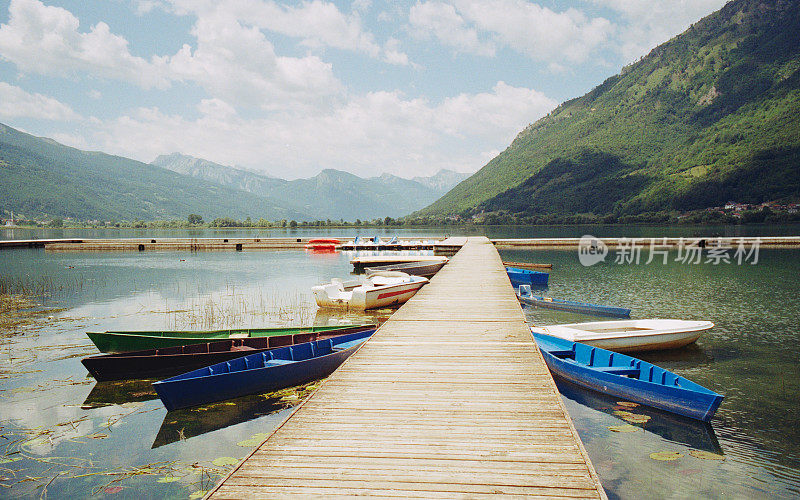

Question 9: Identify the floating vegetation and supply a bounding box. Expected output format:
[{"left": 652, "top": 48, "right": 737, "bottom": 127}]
[
  {"left": 650, "top": 451, "right": 684, "bottom": 461},
  {"left": 0, "top": 294, "right": 65, "bottom": 334},
  {"left": 211, "top": 457, "right": 238, "bottom": 467},
  {"left": 621, "top": 413, "right": 652, "bottom": 424},
  {"left": 689, "top": 450, "right": 725, "bottom": 460},
  {"left": 0, "top": 273, "right": 98, "bottom": 299},
  {"left": 189, "top": 490, "right": 209, "bottom": 499},
  {"left": 616, "top": 401, "right": 640, "bottom": 408},
  {"left": 608, "top": 424, "right": 639, "bottom": 433}
]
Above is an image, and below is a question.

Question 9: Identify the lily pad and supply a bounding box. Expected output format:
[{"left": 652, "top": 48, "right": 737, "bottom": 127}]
[
  {"left": 608, "top": 424, "right": 638, "bottom": 433},
  {"left": 613, "top": 410, "right": 632, "bottom": 417},
  {"left": 212, "top": 456, "right": 239, "bottom": 467},
  {"left": 236, "top": 438, "right": 261, "bottom": 447},
  {"left": 622, "top": 414, "right": 651, "bottom": 424},
  {"left": 650, "top": 451, "right": 683, "bottom": 461},
  {"left": 250, "top": 433, "right": 269, "bottom": 440},
  {"left": 156, "top": 475, "right": 181, "bottom": 483},
  {"left": 189, "top": 490, "right": 209, "bottom": 499},
  {"left": 616, "top": 401, "right": 639, "bottom": 408},
  {"left": 689, "top": 450, "right": 725, "bottom": 460}
]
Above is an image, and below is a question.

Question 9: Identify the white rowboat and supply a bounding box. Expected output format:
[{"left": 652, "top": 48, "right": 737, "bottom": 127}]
[
  {"left": 312, "top": 272, "right": 428, "bottom": 310},
  {"left": 530, "top": 319, "right": 714, "bottom": 353}
]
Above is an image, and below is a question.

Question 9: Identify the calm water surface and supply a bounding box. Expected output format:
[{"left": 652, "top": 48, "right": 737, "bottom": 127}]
[{"left": 0, "top": 227, "right": 798, "bottom": 498}]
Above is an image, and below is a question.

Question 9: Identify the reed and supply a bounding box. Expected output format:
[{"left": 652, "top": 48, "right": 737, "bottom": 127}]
[{"left": 166, "top": 288, "right": 316, "bottom": 330}]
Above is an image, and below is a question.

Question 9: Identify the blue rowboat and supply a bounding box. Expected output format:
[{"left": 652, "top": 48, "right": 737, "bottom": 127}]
[
  {"left": 518, "top": 285, "right": 630, "bottom": 317},
  {"left": 153, "top": 329, "right": 374, "bottom": 411},
  {"left": 533, "top": 332, "right": 723, "bottom": 421},
  {"left": 506, "top": 266, "right": 548, "bottom": 287}
]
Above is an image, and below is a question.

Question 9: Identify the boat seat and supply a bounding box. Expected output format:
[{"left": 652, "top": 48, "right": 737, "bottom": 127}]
[
  {"left": 593, "top": 366, "right": 640, "bottom": 376},
  {"left": 264, "top": 359, "right": 294, "bottom": 367},
  {"left": 333, "top": 339, "right": 366, "bottom": 351}
]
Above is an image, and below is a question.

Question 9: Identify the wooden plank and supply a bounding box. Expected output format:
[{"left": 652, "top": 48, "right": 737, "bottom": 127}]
[{"left": 208, "top": 237, "right": 606, "bottom": 499}]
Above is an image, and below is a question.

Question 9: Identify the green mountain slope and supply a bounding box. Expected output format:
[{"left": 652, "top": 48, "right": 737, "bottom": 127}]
[
  {"left": 0, "top": 124, "right": 312, "bottom": 222},
  {"left": 419, "top": 0, "right": 800, "bottom": 219}
]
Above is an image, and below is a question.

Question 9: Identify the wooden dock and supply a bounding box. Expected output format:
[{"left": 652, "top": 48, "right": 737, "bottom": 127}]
[{"left": 208, "top": 237, "right": 606, "bottom": 498}]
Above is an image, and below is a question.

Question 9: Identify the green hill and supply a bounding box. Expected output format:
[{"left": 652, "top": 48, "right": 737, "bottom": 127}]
[
  {"left": 419, "top": 0, "right": 800, "bottom": 220},
  {"left": 0, "top": 124, "right": 312, "bottom": 222}
]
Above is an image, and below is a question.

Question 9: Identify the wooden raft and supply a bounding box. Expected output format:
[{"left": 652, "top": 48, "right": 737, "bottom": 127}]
[{"left": 208, "top": 237, "right": 606, "bottom": 498}]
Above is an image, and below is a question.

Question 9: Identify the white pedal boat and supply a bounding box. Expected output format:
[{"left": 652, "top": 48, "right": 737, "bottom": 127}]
[
  {"left": 312, "top": 272, "right": 428, "bottom": 310},
  {"left": 530, "top": 319, "right": 714, "bottom": 353}
]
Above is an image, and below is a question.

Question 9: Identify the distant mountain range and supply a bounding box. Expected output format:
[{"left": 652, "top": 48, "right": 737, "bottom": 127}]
[
  {"left": 152, "top": 153, "right": 468, "bottom": 221},
  {"left": 0, "top": 124, "right": 468, "bottom": 222},
  {"left": 419, "top": 0, "right": 800, "bottom": 219}
]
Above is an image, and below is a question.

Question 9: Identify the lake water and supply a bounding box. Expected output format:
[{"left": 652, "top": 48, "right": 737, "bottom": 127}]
[{"left": 0, "top": 226, "right": 798, "bottom": 498}]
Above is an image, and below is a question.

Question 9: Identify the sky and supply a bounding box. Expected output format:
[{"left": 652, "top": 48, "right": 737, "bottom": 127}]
[{"left": 0, "top": 0, "right": 727, "bottom": 180}]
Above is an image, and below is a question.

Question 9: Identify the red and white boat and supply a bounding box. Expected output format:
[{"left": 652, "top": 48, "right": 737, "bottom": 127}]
[{"left": 312, "top": 272, "right": 428, "bottom": 310}]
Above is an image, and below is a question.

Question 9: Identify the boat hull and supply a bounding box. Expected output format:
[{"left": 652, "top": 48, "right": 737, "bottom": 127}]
[
  {"left": 153, "top": 330, "right": 372, "bottom": 411},
  {"left": 506, "top": 266, "right": 549, "bottom": 287},
  {"left": 313, "top": 276, "right": 428, "bottom": 310},
  {"left": 518, "top": 290, "right": 630, "bottom": 318},
  {"left": 530, "top": 319, "right": 713, "bottom": 353},
  {"left": 364, "top": 260, "right": 447, "bottom": 277},
  {"left": 82, "top": 325, "right": 375, "bottom": 381},
  {"left": 86, "top": 324, "right": 372, "bottom": 353},
  {"left": 534, "top": 333, "right": 723, "bottom": 421}
]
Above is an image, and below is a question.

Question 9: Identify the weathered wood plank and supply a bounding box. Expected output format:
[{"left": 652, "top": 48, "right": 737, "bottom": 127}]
[{"left": 208, "top": 237, "right": 605, "bottom": 499}]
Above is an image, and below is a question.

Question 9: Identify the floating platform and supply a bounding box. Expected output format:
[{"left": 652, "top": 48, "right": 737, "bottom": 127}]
[{"left": 208, "top": 237, "right": 606, "bottom": 498}]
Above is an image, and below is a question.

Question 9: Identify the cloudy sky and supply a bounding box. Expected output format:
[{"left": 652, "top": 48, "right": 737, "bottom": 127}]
[{"left": 0, "top": 0, "right": 726, "bottom": 179}]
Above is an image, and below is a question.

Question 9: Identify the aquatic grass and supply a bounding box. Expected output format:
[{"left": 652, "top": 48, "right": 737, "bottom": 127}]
[{"left": 165, "top": 288, "right": 317, "bottom": 330}]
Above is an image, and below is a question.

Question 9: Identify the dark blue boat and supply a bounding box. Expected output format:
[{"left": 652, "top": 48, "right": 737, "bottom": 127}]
[
  {"left": 153, "top": 329, "right": 374, "bottom": 411},
  {"left": 518, "top": 285, "right": 631, "bottom": 317},
  {"left": 506, "top": 266, "right": 548, "bottom": 287},
  {"left": 533, "top": 332, "right": 723, "bottom": 421}
]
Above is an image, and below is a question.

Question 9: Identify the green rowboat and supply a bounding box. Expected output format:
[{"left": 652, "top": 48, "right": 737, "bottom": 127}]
[{"left": 86, "top": 324, "right": 376, "bottom": 353}]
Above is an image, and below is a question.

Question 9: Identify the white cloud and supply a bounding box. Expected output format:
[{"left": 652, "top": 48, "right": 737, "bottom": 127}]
[
  {"left": 164, "top": 0, "right": 410, "bottom": 65},
  {"left": 410, "top": 0, "right": 612, "bottom": 64},
  {"left": 85, "top": 82, "right": 555, "bottom": 179},
  {"left": 409, "top": 1, "right": 495, "bottom": 57},
  {"left": 0, "top": 82, "right": 81, "bottom": 121},
  {"left": 0, "top": 0, "right": 170, "bottom": 88},
  {"left": 167, "top": 11, "right": 342, "bottom": 110},
  {"left": 591, "top": 0, "right": 727, "bottom": 62}
]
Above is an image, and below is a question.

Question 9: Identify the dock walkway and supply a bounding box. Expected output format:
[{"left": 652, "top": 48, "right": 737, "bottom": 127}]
[{"left": 209, "top": 236, "right": 605, "bottom": 498}]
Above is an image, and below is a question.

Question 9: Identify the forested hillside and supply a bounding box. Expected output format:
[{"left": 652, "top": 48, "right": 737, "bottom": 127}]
[{"left": 419, "top": 0, "right": 800, "bottom": 220}]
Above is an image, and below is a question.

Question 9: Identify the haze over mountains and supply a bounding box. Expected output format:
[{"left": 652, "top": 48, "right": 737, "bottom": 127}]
[
  {"left": 151, "top": 153, "right": 468, "bottom": 221},
  {"left": 0, "top": 124, "right": 468, "bottom": 223},
  {"left": 419, "top": 0, "right": 800, "bottom": 220}
]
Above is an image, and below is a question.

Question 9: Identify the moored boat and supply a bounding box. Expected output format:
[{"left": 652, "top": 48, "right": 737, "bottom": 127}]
[
  {"left": 86, "top": 324, "right": 373, "bottom": 353},
  {"left": 364, "top": 257, "right": 448, "bottom": 277},
  {"left": 312, "top": 272, "right": 428, "bottom": 310},
  {"left": 533, "top": 332, "right": 723, "bottom": 421},
  {"left": 153, "top": 329, "right": 373, "bottom": 411},
  {"left": 530, "top": 319, "right": 713, "bottom": 353},
  {"left": 506, "top": 266, "right": 549, "bottom": 287},
  {"left": 304, "top": 238, "right": 340, "bottom": 250},
  {"left": 518, "top": 285, "right": 630, "bottom": 317},
  {"left": 82, "top": 325, "right": 376, "bottom": 381}
]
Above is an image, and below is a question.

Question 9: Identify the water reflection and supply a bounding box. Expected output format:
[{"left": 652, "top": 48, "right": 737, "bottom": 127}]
[
  {"left": 82, "top": 379, "right": 159, "bottom": 407},
  {"left": 152, "top": 393, "right": 288, "bottom": 448},
  {"left": 555, "top": 378, "right": 723, "bottom": 454}
]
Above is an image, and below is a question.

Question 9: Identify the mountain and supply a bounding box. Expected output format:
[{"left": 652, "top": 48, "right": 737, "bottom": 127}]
[
  {"left": 0, "top": 124, "right": 312, "bottom": 222},
  {"left": 153, "top": 153, "right": 469, "bottom": 220},
  {"left": 151, "top": 153, "right": 287, "bottom": 194},
  {"left": 419, "top": 0, "right": 800, "bottom": 220},
  {"left": 412, "top": 169, "right": 470, "bottom": 192}
]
